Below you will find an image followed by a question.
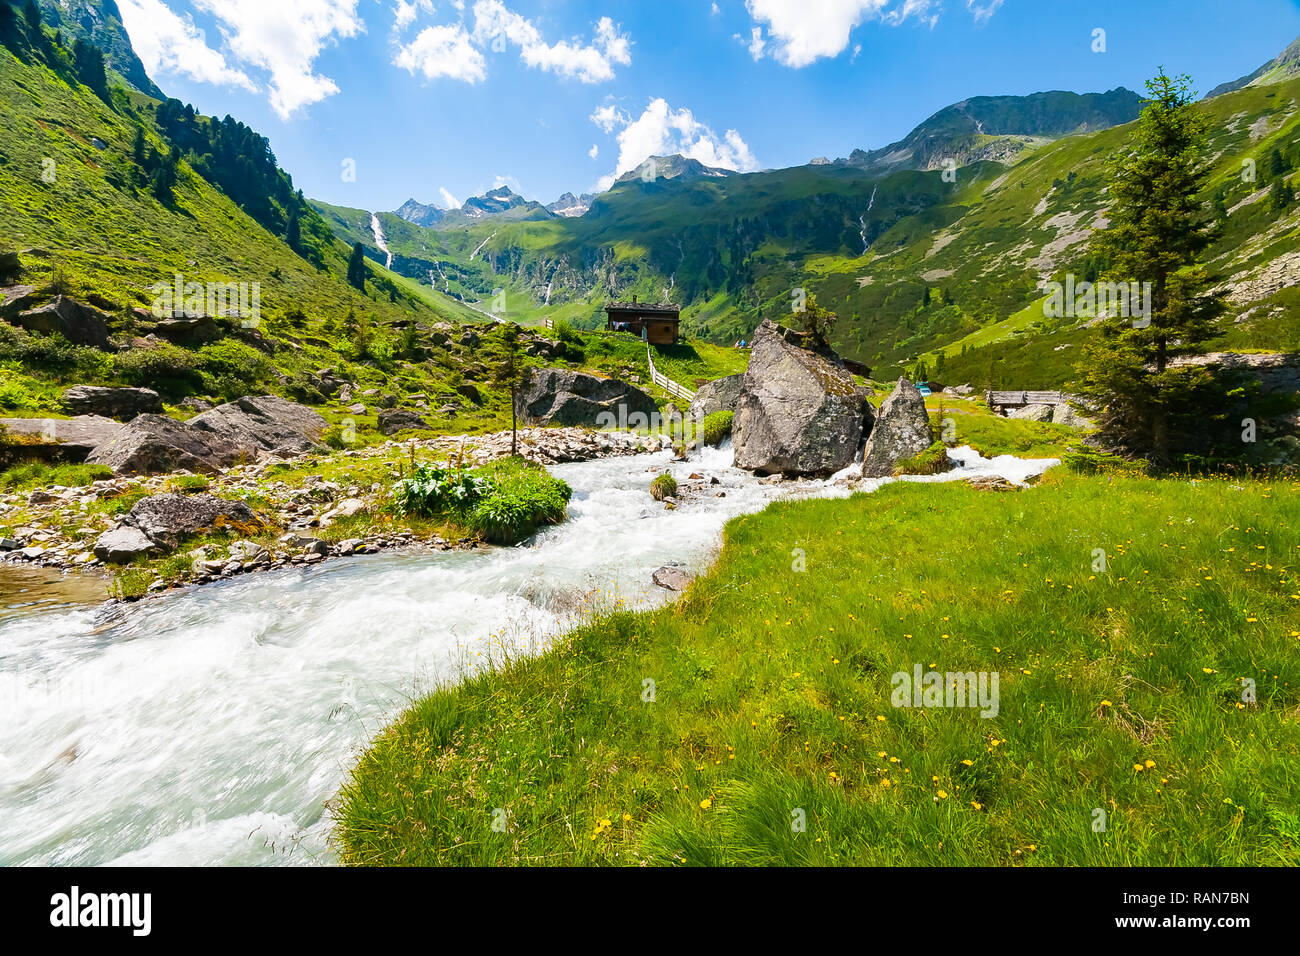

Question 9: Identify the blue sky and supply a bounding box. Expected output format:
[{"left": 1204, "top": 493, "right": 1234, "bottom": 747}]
[{"left": 116, "top": 0, "right": 1300, "bottom": 213}]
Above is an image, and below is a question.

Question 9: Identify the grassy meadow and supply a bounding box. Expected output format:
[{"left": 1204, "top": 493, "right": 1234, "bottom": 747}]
[{"left": 335, "top": 467, "right": 1300, "bottom": 866}]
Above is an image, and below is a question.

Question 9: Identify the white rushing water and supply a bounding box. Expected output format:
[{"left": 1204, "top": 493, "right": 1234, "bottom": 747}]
[
  {"left": 369, "top": 213, "right": 393, "bottom": 270},
  {"left": 0, "top": 445, "right": 1055, "bottom": 866}
]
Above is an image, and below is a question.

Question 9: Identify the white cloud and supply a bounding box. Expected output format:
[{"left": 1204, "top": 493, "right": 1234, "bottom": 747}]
[
  {"left": 592, "top": 97, "right": 759, "bottom": 191},
  {"left": 192, "top": 0, "right": 364, "bottom": 118},
  {"left": 589, "top": 143, "right": 599, "bottom": 159},
  {"left": 745, "top": 0, "right": 947, "bottom": 67},
  {"left": 589, "top": 103, "right": 627, "bottom": 133},
  {"left": 439, "top": 187, "right": 462, "bottom": 208},
  {"left": 747, "top": 27, "right": 766, "bottom": 60},
  {"left": 117, "top": 0, "right": 257, "bottom": 91},
  {"left": 394, "top": 23, "right": 488, "bottom": 82},
  {"left": 393, "top": 0, "right": 435, "bottom": 33},
  {"left": 711, "top": 2, "right": 721, "bottom": 14},
  {"left": 472, "top": 1, "right": 631, "bottom": 84},
  {"left": 967, "top": 0, "right": 1004, "bottom": 23}
]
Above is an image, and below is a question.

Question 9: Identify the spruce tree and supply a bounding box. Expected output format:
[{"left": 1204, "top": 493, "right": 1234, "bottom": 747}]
[
  {"left": 285, "top": 203, "right": 301, "bottom": 252},
  {"left": 492, "top": 324, "right": 526, "bottom": 456},
  {"left": 1073, "top": 70, "right": 1228, "bottom": 467},
  {"left": 346, "top": 243, "right": 367, "bottom": 291}
]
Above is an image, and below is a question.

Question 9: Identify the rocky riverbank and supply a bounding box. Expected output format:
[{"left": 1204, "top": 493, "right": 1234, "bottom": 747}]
[{"left": 0, "top": 425, "right": 668, "bottom": 597}]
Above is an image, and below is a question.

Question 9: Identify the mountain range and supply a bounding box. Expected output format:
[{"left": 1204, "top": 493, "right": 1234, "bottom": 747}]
[{"left": 2, "top": 1, "right": 1297, "bottom": 399}]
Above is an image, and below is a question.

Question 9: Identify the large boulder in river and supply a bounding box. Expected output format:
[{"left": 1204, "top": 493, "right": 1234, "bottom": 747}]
[
  {"left": 862, "top": 379, "right": 943, "bottom": 478},
  {"left": 0, "top": 415, "right": 123, "bottom": 461},
  {"left": 63, "top": 385, "right": 163, "bottom": 420},
  {"left": 86, "top": 414, "right": 243, "bottom": 475},
  {"left": 516, "top": 368, "right": 658, "bottom": 427},
  {"left": 689, "top": 374, "right": 744, "bottom": 422},
  {"left": 188, "top": 395, "right": 327, "bottom": 460},
  {"left": 116, "top": 493, "right": 260, "bottom": 550},
  {"left": 11, "top": 296, "right": 113, "bottom": 349},
  {"left": 732, "top": 320, "right": 869, "bottom": 476}
]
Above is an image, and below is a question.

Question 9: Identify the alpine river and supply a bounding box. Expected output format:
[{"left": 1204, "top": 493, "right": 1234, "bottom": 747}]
[{"left": 0, "top": 444, "right": 1055, "bottom": 866}]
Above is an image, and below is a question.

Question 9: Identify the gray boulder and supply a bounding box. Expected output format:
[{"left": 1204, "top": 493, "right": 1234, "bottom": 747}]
[
  {"left": 12, "top": 296, "right": 113, "bottom": 349},
  {"left": 652, "top": 566, "right": 696, "bottom": 592},
  {"left": 378, "top": 408, "right": 433, "bottom": 435},
  {"left": 63, "top": 385, "right": 163, "bottom": 420},
  {"left": 516, "top": 368, "right": 658, "bottom": 427},
  {"left": 1007, "top": 403, "right": 1055, "bottom": 422},
  {"left": 689, "top": 374, "right": 744, "bottom": 422},
  {"left": 732, "top": 320, "right": 869, "bottom": 476},
  {"left": 188, "top": 395, "right": 327, "bottom": 460},
  {"left": 1052, "top": 403, "right": 1094, "bottom": 429},
  {"left": 93, "top": 527, "right": 157, "bottom": 564},
  {"left": 86, "top": 414, "right": 243, "bottom": 475},
  {"left": 862, "top": 379, "right": 944, "bottom": 478},
  {"left": 0, "top": 415, "right": 123, "bottom": 461},
  {"left": 118, "top": 493, "right": 259, "bottom": 550}
]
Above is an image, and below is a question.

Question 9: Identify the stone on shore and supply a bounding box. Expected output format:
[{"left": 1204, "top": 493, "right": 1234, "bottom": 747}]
[
  {"left": 862, "top": 379, "right": 946, "bottom": 478},
  {"left": 515, "top": 368, "right": 658, "bottom": 428}
]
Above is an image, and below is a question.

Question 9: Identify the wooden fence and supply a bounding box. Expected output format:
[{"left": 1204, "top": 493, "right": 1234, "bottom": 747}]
[{"left": 646, "top": 347, "right": 697, "bottom": 403}]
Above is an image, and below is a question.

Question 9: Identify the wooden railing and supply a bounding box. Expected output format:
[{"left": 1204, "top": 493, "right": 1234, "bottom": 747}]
[
  {"left": 646, "top": 347, "right": 696, "bottom": 403},
  {"left": 987, "top": 390, "right": 1070, "bottom": 407},
  {"left": 542, "top": 318, "right": 554, "bottom": 330}
]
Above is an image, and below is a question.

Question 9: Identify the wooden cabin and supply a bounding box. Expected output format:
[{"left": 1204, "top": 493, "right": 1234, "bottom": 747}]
[{"left": 605, "top": 298, "right": 680, "bottom": 345}]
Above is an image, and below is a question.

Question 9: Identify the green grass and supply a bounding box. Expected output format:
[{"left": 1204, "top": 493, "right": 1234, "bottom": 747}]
[
  {"left": 0, "top": 459, "right": 112, "bottom": 491},
  {"left": 699, "top": 411, "right": 734, "bottom": 447},
  {"left": 335, "top": 470, "right": 1300, "bottom": 865},
  {"left": 892, "top": 440, "right": 950, "bottom": 475}
]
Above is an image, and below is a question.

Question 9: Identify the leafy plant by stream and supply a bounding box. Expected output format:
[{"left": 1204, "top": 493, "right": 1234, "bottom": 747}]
[{"left": 392, "top": 457, "right": 572, "bottom": 544}]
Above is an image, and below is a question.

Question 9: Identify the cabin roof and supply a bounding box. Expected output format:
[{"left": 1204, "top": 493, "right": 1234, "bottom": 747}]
[{"left": 605, "top": 302, "right": 680, "bottom": 316}]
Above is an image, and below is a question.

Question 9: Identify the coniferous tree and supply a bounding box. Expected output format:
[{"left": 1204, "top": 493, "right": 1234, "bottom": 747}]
[
  {"left": 285, "top": 202, "right": 301, "bottom": 252},
  {"left": 346, "top": 243, "right": 367, "bottom": 291},
  {"left": 1270, "top": 176, "right": 1293, "bottom": 214},
  {"left": 492, "top": 324, "right": 526, "bottom": 456},
  {"left": 1073, "top": 70, "right": 1228, "bottom": 467},
  {"left": 72, "top": 38, "right": 110, "bottom": 102}
]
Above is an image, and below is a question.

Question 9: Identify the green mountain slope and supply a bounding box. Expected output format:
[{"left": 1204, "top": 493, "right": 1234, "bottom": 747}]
[
  {"left": 319, "top": 50, "right": 1300, "bottom": 389},
  {"left": 0, "top": 19, "right": 520, "bottom": 436},
  {"left": 843, "top": 88, "right": 1143, "bottom": 174}
]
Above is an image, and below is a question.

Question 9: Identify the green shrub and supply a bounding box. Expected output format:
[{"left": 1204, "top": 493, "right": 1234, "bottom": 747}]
[
  {"left": 110, "top": 567, "right": 155, "bottom": 601},
  {"left": 113, "top": 343, "right": 202, "bottom": 395},
  {"left": 467, "top": 458, "right": 572, "bottom": 544},
  {"left": 0, "top": 374, "right": 37, "bottom": 410},
  {"left": 391, "top": 457, "right": 572, "bottom": 544},
  {"left": 1063, "top": 445, "right": 1149, "bottom": 476},
  {"left": 195, "top": 340, "right": 272, "bottom": 398},
  {"left": 650, "top": 472, "right": 678, "bottom": 501},
  {"left": 392, "top": 463, "right": 493, "bottom": 517},
  {"left": 699, "top": 410, "right": 734, "bottom": 447},
  {"left": 323, "top": 424, "right": 357, "bottom": 450},
  {"left": 893, "top": 441, "right": 952, "bottom": 476},
  {"left": 164, "top": 474, "right": 211, "bottom": 494}
]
